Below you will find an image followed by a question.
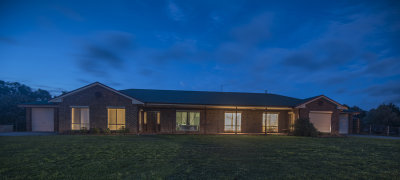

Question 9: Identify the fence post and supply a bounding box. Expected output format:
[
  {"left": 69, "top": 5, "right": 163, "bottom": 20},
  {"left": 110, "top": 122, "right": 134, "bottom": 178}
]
[{"left": 387, "top": 126, "right": 389, "bottom": 136}]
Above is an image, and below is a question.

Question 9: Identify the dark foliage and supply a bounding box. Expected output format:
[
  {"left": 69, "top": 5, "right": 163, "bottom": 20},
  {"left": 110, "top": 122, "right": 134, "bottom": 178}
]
[
  {"left": 364, "top": 103, "right": 400, "bottom": 134},
  {"left": 293, "top": 118, "right": 318, "bottom": 137},
  {"left": 90, "top": 127, "right": 100, "bottom": 134},
  {"left": 0, "top": 80, "right": 51, "bottom": 131}
]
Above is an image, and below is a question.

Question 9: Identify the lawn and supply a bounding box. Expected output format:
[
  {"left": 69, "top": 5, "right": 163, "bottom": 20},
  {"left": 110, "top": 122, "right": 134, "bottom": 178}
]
[{"left": 0, "top": 135, "right": 399, "bottom": 179}]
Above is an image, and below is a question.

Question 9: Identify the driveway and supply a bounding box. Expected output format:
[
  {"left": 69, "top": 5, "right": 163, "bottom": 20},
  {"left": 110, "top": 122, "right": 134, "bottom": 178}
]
[
  {"left": 0, "top": 132, "right": 57, "bottom": 136},
  {"left": 348, "top": 134, "right": 400, "bottom": 140}
]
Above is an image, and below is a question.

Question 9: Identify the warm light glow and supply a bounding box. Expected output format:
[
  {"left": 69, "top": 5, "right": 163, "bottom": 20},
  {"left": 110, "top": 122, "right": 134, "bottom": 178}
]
[
  {"left": 224, "top": 112, "right": 241, "bottom": 132},
  {"left": 144, "top": 112, "right": 147, "bottom": 124},
  {"left": 263, "top": 113, "right": 278, "bottom": 133},
  {"left": 157, "top": 112, "right": 160, "bottom": 125},
  {"left": 107, "top": 108, "right": 126, "bottom": 130},
  {"left": 139, "top": 110, "right": 142, "bottom": 131},
  {"left": 71, "top": 107, "right": 89, "bottom": 130},
  {"left": 288, "top": 112, "right": 295, "bottom": 132},
  {"left": 176, "top": 111, "right": 200, "bottom": 131}
]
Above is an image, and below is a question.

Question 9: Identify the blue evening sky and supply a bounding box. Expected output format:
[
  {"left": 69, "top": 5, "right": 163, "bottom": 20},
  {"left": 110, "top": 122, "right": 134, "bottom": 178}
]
[{"left": 0, "top": 0, "right": 399, "bottom": 110}]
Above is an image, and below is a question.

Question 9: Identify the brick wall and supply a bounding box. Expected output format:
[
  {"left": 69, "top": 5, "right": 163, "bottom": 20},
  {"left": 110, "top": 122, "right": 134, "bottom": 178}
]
[
  {"left": 140, "top": 107, "right": 291, "bottom": 134},
  {"left": 57, "top": 85, "right": 139, "bottom": 133}
]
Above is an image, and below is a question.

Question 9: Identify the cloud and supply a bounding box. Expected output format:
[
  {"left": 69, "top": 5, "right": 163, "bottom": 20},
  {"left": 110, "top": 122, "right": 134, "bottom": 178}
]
[
  {"left": 362, "top": 81, "right": 400, "bottom": 104},
  {"left": 167, "top": 0, "right": 185, "bottom": 21},
  {"left": 281, "top": 39, "right": 357, "bottom": 71},
  {"left": 76, "top": 31, "right": 135, "bottom": 76},
  {"left": 153, "top": 39, "right": 205, "bottom": 63},
  {"left": 362, "top": 57, "right": 400, "bottom": 76},
  {"left": 282, "top": 51, "right": 315, "bottom": 70}
]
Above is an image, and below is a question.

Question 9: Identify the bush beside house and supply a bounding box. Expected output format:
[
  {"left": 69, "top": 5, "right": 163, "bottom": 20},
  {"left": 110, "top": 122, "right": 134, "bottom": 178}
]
[{"left": 293, "top": 118, "right": 318, "bottom": 137}]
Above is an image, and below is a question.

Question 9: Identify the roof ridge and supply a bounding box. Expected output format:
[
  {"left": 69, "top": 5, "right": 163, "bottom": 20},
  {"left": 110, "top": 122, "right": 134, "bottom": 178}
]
[{"left": 119, "top": 88, "right": 302, "bottom": 100}]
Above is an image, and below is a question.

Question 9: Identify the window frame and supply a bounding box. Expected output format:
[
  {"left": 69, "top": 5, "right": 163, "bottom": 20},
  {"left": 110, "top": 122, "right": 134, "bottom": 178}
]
[
  {"left": 107, "top": 107, "right": 126, "bottom": 131},
  {"left": 224, "top": 111, "right": 242, "bottom": 133},
  {"left": 263, "top": 112, "right": 279, "bottom": 133},
  {"left": 176, "top": 110, "right": 200, "bottom": 131},
  {"left": 71, "top": 107, "right": 90, "bottom": 130}
]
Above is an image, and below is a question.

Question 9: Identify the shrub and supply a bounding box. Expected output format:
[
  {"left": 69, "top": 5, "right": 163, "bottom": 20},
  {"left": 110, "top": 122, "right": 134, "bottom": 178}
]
[
  {"left": 103, "top": 128, "right": 111, "bottom": 134},
  {"left": 118, "top": 127, "right": 130, "bottom": 135},
  {"left": 293, "top": 118, "right": 318, "bottom": 137},
  {"left": 90, "top": 128, "right": 100, "bottom": 134},
  {"left": 80, "top": 127, "right": 89, "bottom": 134}
]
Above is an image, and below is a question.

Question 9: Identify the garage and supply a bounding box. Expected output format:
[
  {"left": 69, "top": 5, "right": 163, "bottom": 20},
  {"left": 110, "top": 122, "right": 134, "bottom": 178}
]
[
  {"left": 309, "top": 111, "right": 332, "bottom": 133},
  {"left": 339, "top": 114, "right": 349, "bottom": 134},
  {"left": 32, "top": 108, "right": 54, "bottom": 132}
]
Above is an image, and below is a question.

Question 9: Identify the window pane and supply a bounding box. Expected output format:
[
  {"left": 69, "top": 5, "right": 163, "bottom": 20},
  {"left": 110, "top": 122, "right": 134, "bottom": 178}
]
[
  {"left": 225, "top": 112, "right": 241, "bottom": 132},
  {"left": 117, "top": 109, "right": 125, "bottom": 125},
  {"left": 189, "top": 112, "right": 200, "bottom": 126},
  {"left": 176, "top": 112, "right": 181, "bottom": 123},
  {"left": 263, "top": 114, "right": 266, "bottom": 126},
  {"left": 264, "top": 113, "right": 279, "bottom": 133},
  {"left": 182, "top": 112, "right": 187, "bottom": 125},
  {"left": 72, "top": 108, "right": 80, "bottom": 124},
  {"left": 109, "top": 125, "right": 117, "bottom": 131},
  {"left": 108, "top": 109, "right": 117, "bottom": 125},
  {"left": 157, "top": 112, "right": 160, "bottom": 125},
  {"left": 72, "top": 124, "right": 80, "bottom": 130},
  {"left": 176, "top": 111, "right": 199, "bottom": 131},
  {"left": 225, "top": 113, "right": 232, "bottom": 126},
  {"left": 117, "top": 125, "right": 125, "bottom": 130},
  {"left": 144, "top": 112, "right": 147, "bottom": 124},
  {"left": 81, "top": 108, "right": 89, "bottom": 125},
  {"left": 176, "top": 112, "right": 185, "bottom": 130},
  {"left": 176, "top": 112, "right": 181, "bottom": 130},
  {"left": 237, "top": 113, "right": 241, "bottom": 125}
]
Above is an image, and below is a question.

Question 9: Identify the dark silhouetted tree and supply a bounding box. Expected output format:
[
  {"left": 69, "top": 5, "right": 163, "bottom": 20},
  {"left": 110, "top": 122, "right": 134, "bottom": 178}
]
[
  {"left": 0, "top": 80, "right": 51, "bottom": 131},
  {"left": 364, "top": 103, "right": 400, "bottom": 133}
]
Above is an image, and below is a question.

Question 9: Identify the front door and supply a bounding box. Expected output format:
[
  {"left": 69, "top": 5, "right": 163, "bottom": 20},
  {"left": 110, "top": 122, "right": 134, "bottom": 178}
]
[{"left": 144, "top": 111, "right": 160, "bottom": 133}]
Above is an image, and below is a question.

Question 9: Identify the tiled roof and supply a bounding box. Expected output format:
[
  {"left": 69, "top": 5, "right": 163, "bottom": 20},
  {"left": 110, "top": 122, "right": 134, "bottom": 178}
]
[{"left": 120, "top": 89, "right": 306, "bottom": 107}]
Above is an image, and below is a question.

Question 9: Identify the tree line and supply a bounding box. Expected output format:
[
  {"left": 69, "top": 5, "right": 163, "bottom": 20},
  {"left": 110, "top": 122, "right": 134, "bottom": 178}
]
[{"left": 347, "top": 103, "right": 400, "bottom": 135}]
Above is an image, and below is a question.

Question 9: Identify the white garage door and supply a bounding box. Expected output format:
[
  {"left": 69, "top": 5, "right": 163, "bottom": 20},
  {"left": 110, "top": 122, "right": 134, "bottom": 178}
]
[
  {"left": 32, "top": 108, "right": 54, "bottom": 132},
  {"left": 339, "top": 114, "right": 348, "bottom": 134},
  {"left": 309, "top": 111, "right": 332, "bottom": 133}
]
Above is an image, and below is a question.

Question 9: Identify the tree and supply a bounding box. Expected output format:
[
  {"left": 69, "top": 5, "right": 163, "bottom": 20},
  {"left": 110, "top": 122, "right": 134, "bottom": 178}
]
[
  {"left": 0, "top": 80, "right": 51, "bottom": 131},
  {"left": 364, "top": 103, "right": 400, "bottom": 133}
]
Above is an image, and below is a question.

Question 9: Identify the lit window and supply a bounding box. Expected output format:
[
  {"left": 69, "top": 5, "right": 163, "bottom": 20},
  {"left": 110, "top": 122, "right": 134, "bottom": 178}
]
[
  {"left": 176, "top": 111, "right": 200, "bottom": 131},
  {"left": 71, "top": 107, "right": 89, "bottom": 130},
  {"left": 263, "top": 113, "right": 278, "bottom": 133},
  {"left": 108, "top": 108, "right": 126, "bottom": 130},
  {"left": 288, "top": 112, "right": 295, "bottom": 132},
  {"left": 224, "top": 112, "right": 241, "bottom": 132}
]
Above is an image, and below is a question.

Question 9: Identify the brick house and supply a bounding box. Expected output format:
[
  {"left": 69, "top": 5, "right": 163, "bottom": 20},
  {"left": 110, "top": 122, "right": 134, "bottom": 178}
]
[{"left": 20, "top": 82, "right": 354, "bottom": 135}]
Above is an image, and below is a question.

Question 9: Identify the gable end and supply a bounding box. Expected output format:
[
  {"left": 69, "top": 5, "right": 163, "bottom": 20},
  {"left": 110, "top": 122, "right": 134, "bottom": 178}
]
[{"left": 49, "top": 82, "right": 143, "bottom": 104}]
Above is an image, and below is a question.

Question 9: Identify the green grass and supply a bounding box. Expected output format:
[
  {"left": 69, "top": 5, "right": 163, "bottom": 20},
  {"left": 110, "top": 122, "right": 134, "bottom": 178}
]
[{"left": 0, "top": 135, "right": 399, "bottom": 179}]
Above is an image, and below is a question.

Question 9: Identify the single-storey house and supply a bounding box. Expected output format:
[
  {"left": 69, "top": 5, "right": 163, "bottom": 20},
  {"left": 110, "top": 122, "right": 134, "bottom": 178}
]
[{"left": 20, "top": 82, "right": 355, "bottom": 135}]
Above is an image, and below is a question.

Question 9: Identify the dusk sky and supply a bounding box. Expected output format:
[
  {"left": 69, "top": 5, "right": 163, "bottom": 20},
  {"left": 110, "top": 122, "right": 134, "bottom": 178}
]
[{"left": 1, "top": 0, "right": 399, "bottom": 110}]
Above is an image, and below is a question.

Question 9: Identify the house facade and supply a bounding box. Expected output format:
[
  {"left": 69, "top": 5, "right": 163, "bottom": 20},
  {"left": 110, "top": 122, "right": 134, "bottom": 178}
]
[{"left": 20, "top": 82, "right": 354, "bottom": 135}]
